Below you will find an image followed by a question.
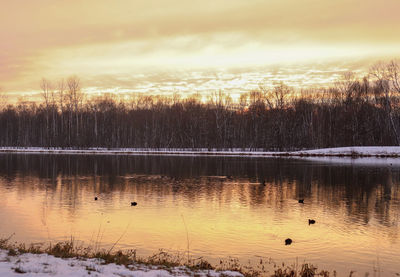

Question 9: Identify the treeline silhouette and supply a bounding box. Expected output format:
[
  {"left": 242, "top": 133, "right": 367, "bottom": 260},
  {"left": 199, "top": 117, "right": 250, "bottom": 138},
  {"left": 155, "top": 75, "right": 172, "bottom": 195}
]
[{"left": 1, "top": 61, "right": 400, "bottom": 150}]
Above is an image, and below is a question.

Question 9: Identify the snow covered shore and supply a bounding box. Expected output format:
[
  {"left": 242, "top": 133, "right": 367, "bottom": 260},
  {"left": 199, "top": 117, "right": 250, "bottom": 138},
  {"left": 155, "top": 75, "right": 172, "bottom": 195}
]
[
  {"left": 1, "top": 146, "right": 400, "bottom": 158},
  {"left": 0, "top": 249, "right": 243, "bottom": 277}
]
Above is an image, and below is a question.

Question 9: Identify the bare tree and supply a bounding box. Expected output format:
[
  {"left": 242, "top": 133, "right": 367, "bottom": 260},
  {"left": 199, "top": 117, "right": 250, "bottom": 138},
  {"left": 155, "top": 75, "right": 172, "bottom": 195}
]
[
  {"left": 57, "top": 79, "right": 66, "bottom": 111},
  {"left": 40, "top": 78, "right": 53, "bottom": 145},
  {"left": 370, "top": 62, "right": 399, "bottom": 145},
  {"left": 40, "top": 78, "right": 52, "bottom": 107},
  {"left": 387, "top": 60, "right": 400, "bottom": 93},
  {"left": 66, "top": 75, "right": 82, "bottom": 144},
  {"left": 272, "top": 82, "right": 292, "bottom": 110}
]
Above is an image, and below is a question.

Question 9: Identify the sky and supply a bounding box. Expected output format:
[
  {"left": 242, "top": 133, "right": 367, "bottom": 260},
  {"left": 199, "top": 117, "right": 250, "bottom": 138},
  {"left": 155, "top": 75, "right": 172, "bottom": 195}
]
[{"left": 1, "top": 0, "right": 400, "bottom": 102}]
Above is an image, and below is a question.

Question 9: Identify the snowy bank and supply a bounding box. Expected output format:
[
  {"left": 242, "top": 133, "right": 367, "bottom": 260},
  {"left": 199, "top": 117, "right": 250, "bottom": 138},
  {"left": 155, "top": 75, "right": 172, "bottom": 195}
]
[
  {"left": 290, "top": 146, "right": 400, "bottom": 165},
  {"left": 293, "top": 146, "right": 400, "bottom": 156},
  {"left": 0, "top": 249, "right": 243, "bottom": 277},
  {"left": 1, "top": 146, "right": 400, "bottom": 158}
]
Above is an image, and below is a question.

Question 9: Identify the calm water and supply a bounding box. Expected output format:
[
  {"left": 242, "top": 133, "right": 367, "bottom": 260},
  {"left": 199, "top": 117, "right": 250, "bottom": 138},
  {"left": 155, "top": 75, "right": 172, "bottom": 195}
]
[{"left": 0, "top": 154, "right": 399, "bottom": 275}]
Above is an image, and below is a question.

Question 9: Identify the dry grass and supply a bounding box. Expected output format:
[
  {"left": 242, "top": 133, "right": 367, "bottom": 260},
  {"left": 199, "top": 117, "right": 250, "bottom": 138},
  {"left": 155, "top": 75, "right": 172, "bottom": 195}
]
[{"left": 0, "top": 236, "right": 376, "bottom": 277}]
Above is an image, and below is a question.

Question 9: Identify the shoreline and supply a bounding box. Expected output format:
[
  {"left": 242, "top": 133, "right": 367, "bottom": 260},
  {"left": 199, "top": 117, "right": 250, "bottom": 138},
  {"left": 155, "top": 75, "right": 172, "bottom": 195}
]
[
  {"left": 0, "top": 240, "right": 332, "bottom": 277},
  {"left": 0, "top": 242, "right": 346, "bottom": 277},
  {"left": 0, "top": 239, "right": 244, "bottom": 277},
  {"left": 1, "top": 146, "right": 400, "bottom": 158},
  {"left": 0, "top": 248, "right": 243, "bottom": 277}
]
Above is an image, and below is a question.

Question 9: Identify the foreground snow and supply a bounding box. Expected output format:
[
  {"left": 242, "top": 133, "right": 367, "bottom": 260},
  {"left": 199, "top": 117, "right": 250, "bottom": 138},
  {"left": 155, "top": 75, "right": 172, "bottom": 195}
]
[
  {"left": 1, "top": 146, "right": 400, "bottom": 157},
  {"left": 0, "top": 249, "right": 243, "bottom": 277}
]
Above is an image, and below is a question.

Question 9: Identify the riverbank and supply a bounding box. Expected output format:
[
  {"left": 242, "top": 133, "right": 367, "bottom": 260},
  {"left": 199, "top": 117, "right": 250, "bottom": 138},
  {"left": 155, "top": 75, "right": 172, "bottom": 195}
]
[
  {"left": 0, "top": 240, "right": 331, "bottom": 277},
  {"left": 0, "top": 239, "right": 245, "bottom": 277},
  {"left": 0, "top": 249, "right": 245, "bottom": 277},
  {"left": 1, "top": 146, "right": 400, "bottom": 158}
]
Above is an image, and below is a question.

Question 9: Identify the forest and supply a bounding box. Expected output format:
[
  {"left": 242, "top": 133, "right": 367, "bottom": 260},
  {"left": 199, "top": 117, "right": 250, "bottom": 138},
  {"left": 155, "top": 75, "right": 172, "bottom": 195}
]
[{"left": 1, "top": 61, "right": 400, "bottom": 150}]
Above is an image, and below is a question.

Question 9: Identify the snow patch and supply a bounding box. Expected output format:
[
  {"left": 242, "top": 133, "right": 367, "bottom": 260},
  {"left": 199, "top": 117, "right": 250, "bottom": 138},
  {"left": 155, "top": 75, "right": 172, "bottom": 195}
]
[
  {"left": 1, "top": 146, "right": 400, "bottom": 157},
  {"left": 294, "top": 146, "right": 400, "bottom": 156},
  {"left": 0, "top": 249, "right": 243, "bottom": 277}
]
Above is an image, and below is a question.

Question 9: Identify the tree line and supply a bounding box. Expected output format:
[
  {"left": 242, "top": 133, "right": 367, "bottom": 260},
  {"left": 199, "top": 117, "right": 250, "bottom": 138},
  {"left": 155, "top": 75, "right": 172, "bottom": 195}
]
[{"left": 1, "top": 61, "right": 400, "bottom": 150}]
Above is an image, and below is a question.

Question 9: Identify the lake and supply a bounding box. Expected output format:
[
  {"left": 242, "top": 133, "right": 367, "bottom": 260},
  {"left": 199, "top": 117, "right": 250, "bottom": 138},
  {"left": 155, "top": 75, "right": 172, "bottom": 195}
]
[{"left": 0, "top": 154, "right": 399, "bottom": 275}]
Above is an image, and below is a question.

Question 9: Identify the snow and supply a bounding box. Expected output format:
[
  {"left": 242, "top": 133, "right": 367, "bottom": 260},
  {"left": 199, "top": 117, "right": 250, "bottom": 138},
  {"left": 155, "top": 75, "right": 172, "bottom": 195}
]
[
  {"left": 1, "top": 146, "right": 400, "bottom": 158},
  {"left": 0, "top": 147, "right": 279, "bottom": 157},
  {"left": 291, "top": 146, "right": 400, "bottom": 165},
  {"left": 294, "top": 146, "right": 400, "bottom": 156},
  {"left": 0, "top": 249, "right": 243, "bottom": 277},
  {"left": 292, "top": 156, "right": 400, "bottom": 166}
]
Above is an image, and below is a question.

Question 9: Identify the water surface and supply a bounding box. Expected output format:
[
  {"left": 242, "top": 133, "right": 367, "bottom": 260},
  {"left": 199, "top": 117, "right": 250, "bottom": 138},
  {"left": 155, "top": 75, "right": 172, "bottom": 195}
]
[{"left": 0, "top": 154, "right": 399, "bottom": 275}]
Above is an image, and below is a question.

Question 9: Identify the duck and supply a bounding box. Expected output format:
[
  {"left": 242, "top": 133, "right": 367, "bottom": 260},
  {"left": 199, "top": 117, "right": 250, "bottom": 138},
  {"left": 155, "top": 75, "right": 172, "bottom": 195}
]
[
  {"left": 308, "top": 219, "right": 316, "bottom": 225},
  {"left": 131, "top": 202, "right": 137, "bottom": 206},
  {"left": 285, "top": 238, "right": 292, "bottom": 245}
]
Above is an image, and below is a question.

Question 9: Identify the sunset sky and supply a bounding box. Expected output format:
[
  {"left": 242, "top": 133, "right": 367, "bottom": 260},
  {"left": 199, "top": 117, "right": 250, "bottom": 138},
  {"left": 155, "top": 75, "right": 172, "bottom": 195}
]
[{"left": 1, "top": 0, "right": 400, "bottom": 101}]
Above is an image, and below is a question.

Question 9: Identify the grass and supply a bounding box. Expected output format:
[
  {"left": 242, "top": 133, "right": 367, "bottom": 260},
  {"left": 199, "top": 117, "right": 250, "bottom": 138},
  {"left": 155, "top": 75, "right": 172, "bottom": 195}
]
[{"left": 0, "top": 236, "right": 382, "bottom": 277}]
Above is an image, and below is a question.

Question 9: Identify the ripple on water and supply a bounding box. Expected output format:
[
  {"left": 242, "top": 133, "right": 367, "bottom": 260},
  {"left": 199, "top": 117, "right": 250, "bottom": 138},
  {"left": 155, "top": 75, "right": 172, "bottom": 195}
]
[{"left": 0, "top": 155, "right": 399, "bottom": 274}]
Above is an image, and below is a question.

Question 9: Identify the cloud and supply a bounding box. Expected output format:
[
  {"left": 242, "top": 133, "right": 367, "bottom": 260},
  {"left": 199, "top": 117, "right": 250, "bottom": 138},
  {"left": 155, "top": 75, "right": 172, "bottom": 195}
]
[{"left": 1, "top": 0, "right": 400, "bottom": 97}]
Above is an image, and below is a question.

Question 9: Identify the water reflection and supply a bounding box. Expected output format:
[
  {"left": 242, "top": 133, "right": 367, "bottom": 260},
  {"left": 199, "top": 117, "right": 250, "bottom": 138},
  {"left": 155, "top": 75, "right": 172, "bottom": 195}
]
[{"left": 0, "top": 154, "right": 399, "bottom": 275}]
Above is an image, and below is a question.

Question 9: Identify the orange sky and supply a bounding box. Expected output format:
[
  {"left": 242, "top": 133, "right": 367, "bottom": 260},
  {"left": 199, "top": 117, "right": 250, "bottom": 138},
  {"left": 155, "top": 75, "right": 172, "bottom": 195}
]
[{"left": 1, "top": 0, "right": 400, "bottom": 101}]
